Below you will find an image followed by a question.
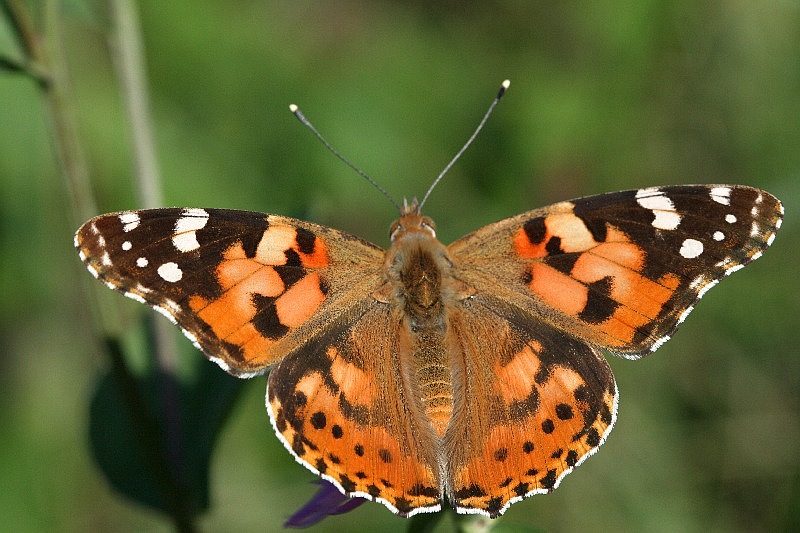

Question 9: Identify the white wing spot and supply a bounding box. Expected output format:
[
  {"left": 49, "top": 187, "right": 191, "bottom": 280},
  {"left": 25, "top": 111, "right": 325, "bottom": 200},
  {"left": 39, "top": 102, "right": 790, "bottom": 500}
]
[
  {"left": 652, "top": 210, "right": 681, "bottom": 231},
  {"left": 680, "top": 238, "right": 704, "bottom": 259},
  {"left": 136, "top": 257, "right": 149, "bottom": 268},
  {"left": 86, "top": 263, "right": 100, "bottom": 279},
  {"left": 124, "top": 291, "right": 147, "bottom": 304},
  {"left": 157, "top": 262, "right": 183, "bottom": 282},
  {"left": 726, "top": 264, "right": 745, "bottom": 275},
  {"left": 101, "top": 252, "right": 112, "bottom": 266},
  {"left": 172, "top": 209, "right": 209, "bottom": 252},
  {"left": 635, "top": 188, "right": 681, "bottom": 230},
  {"left": 725, "top": 214, "right": 737, "bottom": 224},
  {"left": 751, "top": 206, "right": 758, "bottom": 216},
  {"left": 153, "top": 303, "right": 179, "bottom": 325},
  {"left": 767, "top": 232, "right": 776, "bottom": 246},
  {"left": 650, "top": 334, "right": 671, "bottom": 352},
  {"left": 134, "top": 283, "right": 151, "bottom": 295},
  {"left": 697, "top": 278, "right": 720, "bottom": 299},
  {"left": 678, "top": 305, "right": 695, "bottom": 324},
  {"left": 715, "top": 257, "right": 733, "bottom": 269},
  {"left": 172, "top": 232, "right": 201, "bottom": 253},
  {"left": 710, "top": 187, "right": 731, "bottom": 205},
  {"left": 122, "top": 240, "right": 132, "bottom": 251},
  {"left": 713, "top": 231, "right": 724, "bottom": 241},
  {"left": 119, "top": 212, "right": 141, "bottom": 232}
]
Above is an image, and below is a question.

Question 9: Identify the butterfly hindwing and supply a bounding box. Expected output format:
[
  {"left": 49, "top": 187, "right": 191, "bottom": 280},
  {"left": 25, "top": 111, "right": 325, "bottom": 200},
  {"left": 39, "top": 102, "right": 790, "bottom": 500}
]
[
  {"left": 266, "top": 300, "right": 443, "bottom": 516},
  {"left": 443, "top": 300, "right": 617, "bottom": 516},
  {"left": 450, "top": 185, "right": 783, "bottom": 357},
  {"left": 76, "top": 208, "right": 384, "bottom": 376}
]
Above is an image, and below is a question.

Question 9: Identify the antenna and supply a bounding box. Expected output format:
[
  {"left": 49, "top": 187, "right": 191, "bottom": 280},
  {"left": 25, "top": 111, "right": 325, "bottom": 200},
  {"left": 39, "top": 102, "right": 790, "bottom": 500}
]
[
  {"left": 289, "top": 104, "right": 401, "bottom": 212},
  {"left": 290, "top": 79, "right": 510, "bottom": 214},
  {"left": 419, "top": 79, "right": 510, "bottom": 209}
]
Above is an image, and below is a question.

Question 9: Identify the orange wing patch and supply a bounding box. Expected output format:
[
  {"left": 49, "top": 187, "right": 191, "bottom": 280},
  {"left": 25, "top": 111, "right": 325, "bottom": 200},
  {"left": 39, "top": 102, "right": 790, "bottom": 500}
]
[
  {"left": 517, "top": 211, "right": 683, "bottom": 348},
  {"left": 187, "top": 223, "right": 331, "bottom": 371}
]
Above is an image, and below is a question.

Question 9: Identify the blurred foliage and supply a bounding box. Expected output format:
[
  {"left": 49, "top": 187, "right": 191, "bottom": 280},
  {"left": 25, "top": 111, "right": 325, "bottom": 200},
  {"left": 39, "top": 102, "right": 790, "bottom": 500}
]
[{"left": 1, "top": 0, "right": 799, "bottom": 531}]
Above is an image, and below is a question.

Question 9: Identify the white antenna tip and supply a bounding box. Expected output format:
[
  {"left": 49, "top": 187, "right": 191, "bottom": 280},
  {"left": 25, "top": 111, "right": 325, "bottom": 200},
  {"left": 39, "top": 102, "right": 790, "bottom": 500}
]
[
  {"left": 497, "top": 79, "right": 510, "bottom": 99},
  {"left": 289, "top": 104, "right": 298, "bottom": 113}
]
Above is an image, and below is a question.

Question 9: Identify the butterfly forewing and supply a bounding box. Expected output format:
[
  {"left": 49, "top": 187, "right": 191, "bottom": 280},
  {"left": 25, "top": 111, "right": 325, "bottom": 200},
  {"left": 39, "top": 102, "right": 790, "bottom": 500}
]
[
  {"left": 449, "top": 185, "right": 783, "bottom": 357},
  {"left": 76, "top": 208, "right": 385, "bottom": 376}
]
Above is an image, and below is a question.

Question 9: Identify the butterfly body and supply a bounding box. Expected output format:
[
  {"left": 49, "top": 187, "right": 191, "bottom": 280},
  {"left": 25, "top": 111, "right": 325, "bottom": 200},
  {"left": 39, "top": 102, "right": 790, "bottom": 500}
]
[{"left": 76, "top": 184, "right": 782, "bottom": 518}]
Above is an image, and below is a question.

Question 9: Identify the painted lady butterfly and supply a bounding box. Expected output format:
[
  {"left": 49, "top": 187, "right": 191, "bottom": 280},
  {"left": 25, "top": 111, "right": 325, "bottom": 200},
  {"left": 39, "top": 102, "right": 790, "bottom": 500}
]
[{"left": 75, "top": 86, "right": 783, "bottom": 518}]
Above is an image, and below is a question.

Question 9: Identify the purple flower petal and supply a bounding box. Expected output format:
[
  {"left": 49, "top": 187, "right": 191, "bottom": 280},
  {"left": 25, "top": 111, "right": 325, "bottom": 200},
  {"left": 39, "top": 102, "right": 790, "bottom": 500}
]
[{"left": 284, "top": 480, "right": 367, "bottom": 528}]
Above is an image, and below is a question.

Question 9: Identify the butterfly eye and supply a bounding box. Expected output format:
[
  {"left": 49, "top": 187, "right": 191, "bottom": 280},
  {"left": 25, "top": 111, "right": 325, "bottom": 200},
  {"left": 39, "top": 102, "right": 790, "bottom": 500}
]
[
  {"left": 389, "top": 220, "right": 402, "bottom": 240},
  {"left": 421, "top": 217, "right": 436, "bottom": 238}
]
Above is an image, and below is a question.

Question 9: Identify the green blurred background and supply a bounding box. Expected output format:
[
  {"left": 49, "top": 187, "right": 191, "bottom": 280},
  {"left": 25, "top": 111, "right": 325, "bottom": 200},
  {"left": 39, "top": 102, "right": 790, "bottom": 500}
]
[{"left": 1, "top": 1, "right": 799, "bottom": 531}]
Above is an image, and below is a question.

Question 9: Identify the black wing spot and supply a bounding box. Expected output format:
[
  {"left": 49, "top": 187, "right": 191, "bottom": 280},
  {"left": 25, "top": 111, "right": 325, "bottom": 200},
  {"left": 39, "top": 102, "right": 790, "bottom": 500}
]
[
  {"left": 566, "top": 450, "right": 579, "bottom": 467},
  {"left": 522, "top": 441, "right": 535, "bottom": 454},
  {"left": 251, "top": 294, "right": 289, "bottom": 339},
  {"left": 339, "top": 474, "right": 356, "bottom": 492},
  {"left": 513, "top": 482, "right": 530, "bottom": 497},
  {"left": 494, "top": 447, "right": 509, "bottom": 462},
  {"left": 378, "top": 448, "right": 393, "bottom": 463},
  {"left": 274, "top": 264, "right": 305, "bottom": 288},
  {"left": 540, "top": 469, "right": 557, "bottom": 490},
  {"left": 310, "top": 411, "right": 326, "bottom": 429},
  {"left": 455, "top": 483, "right": 487, "bottom": 499},
  {"left": 586, "top": 427, "right": 601, "bottom": 447},
  {"left": 523, "top": 217, "right": 546, "bottom": 244},
  {"left": 555, "top": 403, "right": 574, "bottom": 420},
  {"left": 545, "top": 236, "right": 563, "bottom": 255},
  {"left": 579, "top": 276, "right": 619, "bottom": 324},
  {"left": 295, "top": 227, "right": 317, "bottom": 255}
]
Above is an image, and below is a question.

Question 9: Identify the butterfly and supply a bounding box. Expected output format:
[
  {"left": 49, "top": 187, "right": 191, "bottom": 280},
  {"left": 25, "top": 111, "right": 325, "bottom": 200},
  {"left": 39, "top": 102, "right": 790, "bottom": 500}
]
[{"left": 75, "top": 182, "right": 782, "bottom": 518}]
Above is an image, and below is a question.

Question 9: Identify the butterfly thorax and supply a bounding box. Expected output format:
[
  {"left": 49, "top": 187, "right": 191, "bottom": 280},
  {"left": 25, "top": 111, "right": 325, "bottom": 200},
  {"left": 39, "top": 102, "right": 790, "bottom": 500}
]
[{"left": 382, "top": 204, "right": 464, "bottom": 438}]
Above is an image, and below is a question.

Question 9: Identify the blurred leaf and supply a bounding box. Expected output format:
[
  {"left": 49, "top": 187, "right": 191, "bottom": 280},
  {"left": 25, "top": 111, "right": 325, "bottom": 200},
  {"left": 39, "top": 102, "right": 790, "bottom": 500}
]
[
  {"left": 89, "top": 328, "right": 245, "bottom": 517},
  {"left": 407, "top": 509, "right": 445, "bottom": 532}
]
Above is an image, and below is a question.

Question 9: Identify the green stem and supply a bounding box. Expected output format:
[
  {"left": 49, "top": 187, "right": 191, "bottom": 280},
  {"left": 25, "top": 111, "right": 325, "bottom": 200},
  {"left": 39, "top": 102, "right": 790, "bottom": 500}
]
[{"left": 106, "top": 1, "right": 193, "bottom": 531}]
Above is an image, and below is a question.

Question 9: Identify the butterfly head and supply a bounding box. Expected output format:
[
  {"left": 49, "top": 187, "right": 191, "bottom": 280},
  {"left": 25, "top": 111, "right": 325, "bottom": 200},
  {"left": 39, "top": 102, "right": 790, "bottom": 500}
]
[{"left": 389, "top": 198, "right": 437, "bottom": 241}]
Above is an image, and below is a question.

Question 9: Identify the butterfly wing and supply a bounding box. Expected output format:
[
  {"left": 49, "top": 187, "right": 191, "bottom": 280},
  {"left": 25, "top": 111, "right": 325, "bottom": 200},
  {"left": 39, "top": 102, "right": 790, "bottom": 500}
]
[
  {"left": 78, "top": 209, "right": 445, "bottom": 514},
  {"left": 266, "top": 301, "right": 443, "bottom": 517},
  {"left": 443, "top": 301, "right": 616, "bottom": 516},
  {"left": 75, "top": 208, "right": 385, "bottom": 376},
  {"left": 441, "top": 184, "right": 782, "bottom": 516},
  {"left": 448, "top": 185, "right": 783, "bottom": 357}
]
